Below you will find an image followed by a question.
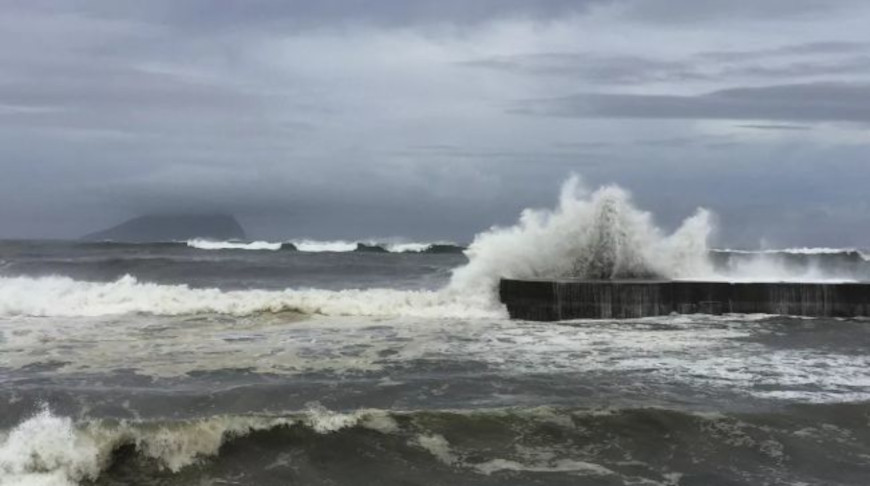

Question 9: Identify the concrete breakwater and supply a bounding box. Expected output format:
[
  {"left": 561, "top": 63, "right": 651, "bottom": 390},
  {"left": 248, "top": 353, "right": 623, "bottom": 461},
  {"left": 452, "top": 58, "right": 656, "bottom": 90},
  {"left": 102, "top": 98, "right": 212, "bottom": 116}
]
[{"left": 499, "top": 278, "right": 870, "bottom": 320}]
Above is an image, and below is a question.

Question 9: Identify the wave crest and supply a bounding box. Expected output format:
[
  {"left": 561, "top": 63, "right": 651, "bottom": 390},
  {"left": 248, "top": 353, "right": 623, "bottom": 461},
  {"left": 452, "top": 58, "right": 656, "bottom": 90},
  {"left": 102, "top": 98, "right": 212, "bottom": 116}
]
[
  {"left": 450, "top": 176, "right": 713, "bottom": 292},
  {"left": 0, "top": 274, "right": 501, "bottom": 319},
  {"left": 186, "top": 239, "right": 284, "bottom": 251},
  {"left": 0, "top": 405, "right": 395, "bottom": 485},
  {"left": 3, "top": 403, "right": 867, "bottom": 486},
  {"left": 185, "top": 239, "right": 464, "bottom": 254}
]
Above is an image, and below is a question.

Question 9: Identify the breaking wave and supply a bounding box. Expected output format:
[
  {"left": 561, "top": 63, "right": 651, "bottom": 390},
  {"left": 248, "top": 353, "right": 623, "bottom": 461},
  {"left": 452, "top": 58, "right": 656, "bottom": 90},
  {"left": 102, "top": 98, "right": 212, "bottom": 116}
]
[
  {"left": 184, "top": 238, "right": 465, "bottom": 254},
  {"left": 709, "top": 249, "right": 868, "bottom": 282},
  {"left": 288, "top": 239, "right": 357, "bottom": 252},
  {"left": 287, "top": 240, "right": 466, "bottom": 253},
  {"left": 0, "top": 274, "right": 500, "bottom": 319},
  {"left": 449, "top": 176, "right": 867, "bottom": 293},
  {"left": 2, "top": 176, "right": 866, "bottom": 319},
  {"left": 450, "top": 176, "right": 714, "bottom": 293},
  {"left": 717, "top": 247, "right": 869, "bottom": 258},
  {"left": 186, "top": 239, "right": 284, "bottom": 251},
  {"left": 2, "top": 403, "right": 868, "bottom": 486},
  {"left": 0, "top": 405, "right": 395, "bottom": 486}
]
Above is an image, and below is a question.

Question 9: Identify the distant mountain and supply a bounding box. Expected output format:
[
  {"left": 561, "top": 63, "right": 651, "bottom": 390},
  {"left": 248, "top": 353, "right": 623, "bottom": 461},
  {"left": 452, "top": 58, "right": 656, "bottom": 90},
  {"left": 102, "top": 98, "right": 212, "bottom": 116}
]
[{"left": 82, "top": 214, "right": 246, "bottom": 242}]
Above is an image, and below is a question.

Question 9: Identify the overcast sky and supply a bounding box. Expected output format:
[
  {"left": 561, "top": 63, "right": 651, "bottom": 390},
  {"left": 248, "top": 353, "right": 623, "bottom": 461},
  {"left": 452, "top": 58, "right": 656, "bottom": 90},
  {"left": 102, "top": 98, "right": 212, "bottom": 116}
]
[{"left": 2, "top": 0, "right": 870, "bottom": 246}]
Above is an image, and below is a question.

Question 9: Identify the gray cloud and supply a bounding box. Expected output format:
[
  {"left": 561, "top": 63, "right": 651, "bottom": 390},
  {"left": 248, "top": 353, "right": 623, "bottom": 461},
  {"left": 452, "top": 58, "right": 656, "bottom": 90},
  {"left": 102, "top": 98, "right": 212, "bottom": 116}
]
[
  {"left": 461, "top": 53, "right": 701, "bottom": 84},
  {"left": 518, "top": 83, "right": 870, "bottom": 123},
  {"left": 463, "top": 43, "right": 870, "bottom": 86},
  {"left": 620, "top": 0, "right": 867, "bottom": 23},
  {"left": 735, "top": 124, "right": 813, "bottom": 131},
  {"left": 7, "top": 0, "right": 608, "bottom": 32},
  {"left": 698, "top": 41, "right": 870, "bottom": 62},
  {"left": 722, "top": 56, "right": 870, "bottom": 79},
  {"left": 12, "top": 0, "right": 864, "bottom": 31},
  {"left": 0, "top": 1, "right": 869, "bottom": 246}
]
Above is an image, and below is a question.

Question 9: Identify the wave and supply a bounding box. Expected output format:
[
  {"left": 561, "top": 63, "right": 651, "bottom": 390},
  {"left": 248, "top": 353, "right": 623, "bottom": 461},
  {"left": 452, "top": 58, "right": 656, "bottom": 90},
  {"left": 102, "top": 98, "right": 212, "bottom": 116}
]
[
  {"left": 0, "top": 274, "right": 501, "bottom": 319},
  {"left": 714, "top": 247, "right": 869, "bottom": 260},
  {"left": 290, "top": 240, "right": 465, "bottom": 254},
  {"left": 186, "top": 239, "right": 284, "bottom": 251},
  {"left": 0, "top": 405, "right": 394, "bottom": 486},
  {"left": 709, "top": 248, "right": 869, "bottom": 281},
  {"left": 449, "top": 175, "right": 713, "bottom": 293},
  {"left": 286, "top": 239, "right": 356, "bottom": 252},
  {"left": 2, "top": 403, "right": 868, "bottom": 486},
  {"left": 4, "top": 176, "right": 865, "bottom": 319},
  {"left": 184, "top": 238, "right": 465, "bottom": 254},
  {"left": 448, "top": 176, "right": 868, "bottom": 293},
  {"left": 4, "top": 177, "right": 866, "bottom": 320}
]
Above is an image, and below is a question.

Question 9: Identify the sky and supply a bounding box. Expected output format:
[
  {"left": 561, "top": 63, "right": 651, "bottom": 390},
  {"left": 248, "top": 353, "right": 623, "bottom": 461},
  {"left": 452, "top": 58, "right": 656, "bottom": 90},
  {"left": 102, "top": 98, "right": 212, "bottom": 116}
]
[{"left": 1, "top": 0, "right": 870, "bottom": 246}]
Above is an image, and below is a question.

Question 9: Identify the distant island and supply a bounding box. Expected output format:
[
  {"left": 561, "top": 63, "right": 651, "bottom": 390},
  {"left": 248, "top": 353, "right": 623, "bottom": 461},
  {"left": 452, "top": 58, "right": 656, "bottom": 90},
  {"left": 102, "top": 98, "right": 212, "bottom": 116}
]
[{"left": 82, "top": 214, "right": 246, "bottom": 242}]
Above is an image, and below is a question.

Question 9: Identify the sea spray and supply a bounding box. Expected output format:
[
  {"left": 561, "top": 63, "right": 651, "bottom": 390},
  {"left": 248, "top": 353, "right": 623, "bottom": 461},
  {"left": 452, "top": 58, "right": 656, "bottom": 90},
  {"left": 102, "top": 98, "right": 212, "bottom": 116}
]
[
  {"left": 709, "top": 249, "right": 866, "bottom": 282},
  {"left": 449, "top": 176, "right": 714, "bottom": 294},
  {"left": 0, "top": 407, "right": 105, "bottom": 486},
  {"left": 1, "top": 176, "right": 863, "bottom": 321}
]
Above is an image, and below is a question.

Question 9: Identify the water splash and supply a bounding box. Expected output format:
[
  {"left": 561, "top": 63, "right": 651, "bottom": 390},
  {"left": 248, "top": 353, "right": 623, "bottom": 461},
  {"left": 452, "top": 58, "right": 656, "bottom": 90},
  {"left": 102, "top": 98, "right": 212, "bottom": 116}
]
[{"left": 450, "top": 176, "right": 713, "bottom": 293}]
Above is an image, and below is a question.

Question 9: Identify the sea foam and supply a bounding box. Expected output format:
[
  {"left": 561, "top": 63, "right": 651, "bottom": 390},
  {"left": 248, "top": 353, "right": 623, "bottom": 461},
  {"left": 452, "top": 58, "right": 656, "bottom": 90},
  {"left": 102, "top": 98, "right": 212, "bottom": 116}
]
[
  {"left": 449, "top": 175, "right": 713, "bottom": 294},
  {"left": 0, "top": 275, "right": 501, "bottom": 319},
  {"left": 186, "top": 239, "right": 284, "bottom": 251},
  {"left": 0, "top": 405, "right": 394, "bottom": 486},
  {"left": 1, "top": 176, "right": 863, "bottom": 319},
  {"left": 186, "top": 238, "right": 460, "bottom": 253},
  {"left": 449, "top": 176, "right": 862, "bottom": 293}
]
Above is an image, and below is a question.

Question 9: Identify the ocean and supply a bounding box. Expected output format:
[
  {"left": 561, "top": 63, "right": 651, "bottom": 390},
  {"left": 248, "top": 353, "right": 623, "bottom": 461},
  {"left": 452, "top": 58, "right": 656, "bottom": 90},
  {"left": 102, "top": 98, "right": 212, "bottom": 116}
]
[{"left": 2, "top": 183, "right": 870, "bottom": 485}]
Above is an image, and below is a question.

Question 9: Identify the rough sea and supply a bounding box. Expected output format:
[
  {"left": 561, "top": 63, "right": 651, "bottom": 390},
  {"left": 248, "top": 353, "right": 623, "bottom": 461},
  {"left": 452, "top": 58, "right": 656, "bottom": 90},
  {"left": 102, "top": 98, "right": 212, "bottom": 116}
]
[{"left": 2, "top": 183, "right": 870, "bottom": 485}]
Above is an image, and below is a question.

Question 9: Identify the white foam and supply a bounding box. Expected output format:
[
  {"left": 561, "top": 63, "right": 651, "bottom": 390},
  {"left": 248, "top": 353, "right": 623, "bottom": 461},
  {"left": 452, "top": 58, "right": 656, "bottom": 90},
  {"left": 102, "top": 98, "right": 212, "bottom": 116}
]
[
  {"left": 0, "top": 407, "right": 104, "bottom": 486},
  {"left": 3, "top": 310, "right": 867, "bottom": 401},
  {"left": 448, "top": 176, "right": 864, "bottom": 291},
  {"left": 0, "top": 405, "right": 400, "bottom": 485},
  {"left": 708, "top": 250, "right": 861, "bottom": 282},
  {"left": 449, "top": 175, "right": 714, "bottom": 294},
  {"left": 287, "top": 240, "right": 457, "bottom": 253},
  {"left": 715, "top": 247, "right": 865, "bottom": 257},
  {"left": 414, "top": 434, "right": 459, "bottom": 466},
  {"left": 5, "top": 177, "right": 864, "bottom": 322},
  {"left": 386, "top": 242, "right": 436, "bottom": 253},
  {"left": 289, "top": 239, "right": 359, "bottom": 252},
  {"left": 0, "top": 275, "right": 502, "bottom": 319},
  {"left": 475, "top": 458, "right": 615, "bottom": 476},
  {"left": 410, "top": 427, "right": 616, "bottom": 477},
  {"left": 300, "top": 403, "right": 398, "bottom": 434},
  {"left": 186, "top": 239, "right": 284, "bottom": 251}
]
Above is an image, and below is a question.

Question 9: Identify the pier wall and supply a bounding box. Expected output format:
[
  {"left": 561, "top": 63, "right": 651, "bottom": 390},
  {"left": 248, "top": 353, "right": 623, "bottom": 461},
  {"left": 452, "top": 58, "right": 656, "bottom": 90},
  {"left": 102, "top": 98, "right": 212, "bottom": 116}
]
[{"left": 499, "top": 279, "right": 870, "bottom": 320}]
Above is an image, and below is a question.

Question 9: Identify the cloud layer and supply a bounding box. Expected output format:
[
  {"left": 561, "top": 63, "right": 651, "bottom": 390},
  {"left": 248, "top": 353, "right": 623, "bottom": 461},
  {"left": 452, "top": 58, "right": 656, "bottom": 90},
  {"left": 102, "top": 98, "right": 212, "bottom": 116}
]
[
  {"left": 519, "top": 83, "right": 870, "bottom": 122},
  {"left": 1, "top": 0, "right": 869, "bottom": 246}
]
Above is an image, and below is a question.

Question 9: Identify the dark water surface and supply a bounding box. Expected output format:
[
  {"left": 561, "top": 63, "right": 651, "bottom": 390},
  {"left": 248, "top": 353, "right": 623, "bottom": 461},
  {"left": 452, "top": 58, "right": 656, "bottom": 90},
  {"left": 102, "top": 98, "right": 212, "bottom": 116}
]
[{"left": 1, "top": 241, "right": 869, "bottom": 485}]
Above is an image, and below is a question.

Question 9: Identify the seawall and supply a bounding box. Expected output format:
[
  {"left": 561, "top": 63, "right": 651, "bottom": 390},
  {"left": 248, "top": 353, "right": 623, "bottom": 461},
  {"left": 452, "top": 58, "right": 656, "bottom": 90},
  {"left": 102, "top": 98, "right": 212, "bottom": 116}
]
[{"left": 499, "top": 279, "right": 870, "bottom": 320}]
